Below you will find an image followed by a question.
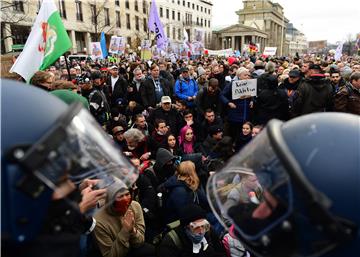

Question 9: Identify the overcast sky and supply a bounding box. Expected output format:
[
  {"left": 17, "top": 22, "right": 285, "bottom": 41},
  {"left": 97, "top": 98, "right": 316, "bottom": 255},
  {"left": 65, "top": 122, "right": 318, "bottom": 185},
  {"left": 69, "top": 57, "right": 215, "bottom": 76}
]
[{"left": 212, "top": 0, "right": 360, "bottom": 44}]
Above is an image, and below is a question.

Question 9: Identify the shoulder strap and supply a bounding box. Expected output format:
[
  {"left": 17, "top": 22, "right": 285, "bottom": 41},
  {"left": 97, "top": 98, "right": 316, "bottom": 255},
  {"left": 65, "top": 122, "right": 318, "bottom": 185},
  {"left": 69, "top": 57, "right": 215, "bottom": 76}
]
[{"left": 168, "top": 229, "right": 182, "bottom": 250}]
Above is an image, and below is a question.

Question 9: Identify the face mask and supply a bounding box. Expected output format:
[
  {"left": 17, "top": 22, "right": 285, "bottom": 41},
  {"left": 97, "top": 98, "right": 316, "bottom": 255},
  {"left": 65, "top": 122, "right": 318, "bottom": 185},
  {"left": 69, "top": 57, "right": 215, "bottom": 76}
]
[
  {"left": 157, "top": 130, "right": 165, "bottom": 136},
  {"left": 185, "top": 228, "right": 205, "bottom": 244},
  {"left": 127, "top": 145, "right": 136, "bottom": 150},
  {"left": 113, "top": 197, "right": 132, "bottom": 216}
]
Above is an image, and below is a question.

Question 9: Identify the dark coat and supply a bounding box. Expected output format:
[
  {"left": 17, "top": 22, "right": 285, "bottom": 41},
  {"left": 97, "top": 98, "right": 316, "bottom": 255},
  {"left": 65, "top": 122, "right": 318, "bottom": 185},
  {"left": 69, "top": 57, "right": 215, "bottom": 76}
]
[
  {"left": 162, "top": 176, "right": 209, "bottom": 224},
  {"left": 199, "top": 117, "right": 223, "bottom": 142},
  {"left": 220, "top": 80, "right": 252, "bottom": 124},
  {"left": 148, "top": 107, "right": 183, "bottom": 136},
  {"left": 292, "top": 75, "right": 334, "bottom": 117},
  {"left": 254, "top": 74, "right": 289, "bottom": 125},
  {"left": 106, "top": 75, "right": 128, "bottom": 107},
  {"left": 195, "top": 87, "right": 223, "bottom": 116},
  {"left": 334, "top": 83, "right": 360, "bottom": 115},
  {"left": 201, "top": 135, "right": 219, "bottom": 157},
  {"left": 158, "top": 226, "right": 226, "bottom": 257},
  {"left": 279, "top": 77, "right": 303, "bottom": 120},
  {"left": 127, "top": 78, "right": 144, "bottom": 105},
  {"left": 140, "top": 77, "right": 171, "bottom": 108}
]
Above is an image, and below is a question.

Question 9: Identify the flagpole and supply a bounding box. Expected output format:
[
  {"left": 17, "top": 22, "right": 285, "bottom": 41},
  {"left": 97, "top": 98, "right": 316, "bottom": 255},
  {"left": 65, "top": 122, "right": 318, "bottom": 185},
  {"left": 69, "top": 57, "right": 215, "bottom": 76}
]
[{"left": 64, "top": 52, "right": 72, "bottom": 81}]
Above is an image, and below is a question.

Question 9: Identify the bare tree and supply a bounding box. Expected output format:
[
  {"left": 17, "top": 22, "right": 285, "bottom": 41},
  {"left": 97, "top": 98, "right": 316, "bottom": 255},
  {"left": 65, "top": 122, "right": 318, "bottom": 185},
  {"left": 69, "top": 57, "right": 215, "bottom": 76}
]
[
  {"left": 1, "top": 0, "right": 31, "bottom": 41},
  {"left": 86, "top": 0, "right": 115, "bottom": 41}
]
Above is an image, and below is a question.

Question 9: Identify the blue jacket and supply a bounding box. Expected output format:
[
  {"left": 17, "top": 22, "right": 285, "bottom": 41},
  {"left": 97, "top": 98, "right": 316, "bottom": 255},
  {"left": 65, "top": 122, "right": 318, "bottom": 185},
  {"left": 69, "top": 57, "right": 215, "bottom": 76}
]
[
  {"left": 220, "top": 78, "right": 252, "bottom": 123},
  {"left": 174, "top": 77, "right": 199, "bottom": 107},
  {"left": 162, "top": 175, "right": 208, "bottom": 224}
]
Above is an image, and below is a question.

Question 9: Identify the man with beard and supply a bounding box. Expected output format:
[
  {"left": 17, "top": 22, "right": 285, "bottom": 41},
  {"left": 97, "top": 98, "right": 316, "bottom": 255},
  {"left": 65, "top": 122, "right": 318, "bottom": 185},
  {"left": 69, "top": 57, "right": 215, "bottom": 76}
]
[
  {"left": 279, "top": 69, "right": 303, "bottom": 120},
  {"left": 128, "top": 67, "right": 145, "bottom": 105},
  {"left": 196, "top": 78, "right": 222, "bottom": 119},
  {"left": 329, "top": 68, "right": 347, "bottom": 95}
]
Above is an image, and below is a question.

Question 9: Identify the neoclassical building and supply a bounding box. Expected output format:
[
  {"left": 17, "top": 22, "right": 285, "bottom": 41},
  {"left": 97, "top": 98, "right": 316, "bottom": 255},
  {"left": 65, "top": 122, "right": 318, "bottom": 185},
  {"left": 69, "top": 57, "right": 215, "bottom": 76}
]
[
  {"left": 212, "top": 0, "right": 289, "bottom": 55},
  {"left": 1, "top": 0, "right": 214, "bottom": 54}
]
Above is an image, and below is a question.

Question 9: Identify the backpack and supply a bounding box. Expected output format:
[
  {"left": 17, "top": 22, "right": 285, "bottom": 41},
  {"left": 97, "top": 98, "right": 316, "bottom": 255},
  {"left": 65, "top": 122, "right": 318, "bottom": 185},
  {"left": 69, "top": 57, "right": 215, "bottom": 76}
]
[{"left": 152, "top": 220, "right": 183, "bottom": 250}]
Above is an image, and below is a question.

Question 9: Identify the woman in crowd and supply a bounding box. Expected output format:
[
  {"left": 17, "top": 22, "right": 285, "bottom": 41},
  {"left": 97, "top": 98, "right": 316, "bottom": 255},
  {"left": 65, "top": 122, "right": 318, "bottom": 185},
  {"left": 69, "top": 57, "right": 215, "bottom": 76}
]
[
  {"left": 178, "top": 125, "right": 201, "bottom": 155},
  {"left": 161, "top": 161, "right": 209, "bottom": 224},
  {"left": 164, "top": 133, "right": 184, "bottom": 157},
  {"left": 235, "top": 121, "right": 253, "bottom": 152}
]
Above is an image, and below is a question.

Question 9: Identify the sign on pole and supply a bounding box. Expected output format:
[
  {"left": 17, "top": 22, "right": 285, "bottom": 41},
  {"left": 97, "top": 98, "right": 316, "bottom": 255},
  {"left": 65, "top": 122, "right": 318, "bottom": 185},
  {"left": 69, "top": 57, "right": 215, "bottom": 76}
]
[
  {"left": 263, "top": 47, "right": 277, "bottom": 56},
  {"left": 232, "top": 79, "right": 257, "bottom": 100}
]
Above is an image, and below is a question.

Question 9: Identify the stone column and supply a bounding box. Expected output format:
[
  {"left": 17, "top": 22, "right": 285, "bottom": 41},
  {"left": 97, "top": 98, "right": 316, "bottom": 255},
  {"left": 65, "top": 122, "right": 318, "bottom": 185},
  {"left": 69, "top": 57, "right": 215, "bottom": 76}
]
[
  {"left": 240, "top": 35, "right": 245, "bottom": 51},
  {"left": 70, "top": 30, "right": 77, "bottom": 53},
  {"left": 231, "top": 36, "right": 235, "bottom": 50},
  {"left": 85, "top": 32, "right": 92, "bottom": 54},
  {"left": 3, "top": 23, "right": 13, "bottom": 53}
]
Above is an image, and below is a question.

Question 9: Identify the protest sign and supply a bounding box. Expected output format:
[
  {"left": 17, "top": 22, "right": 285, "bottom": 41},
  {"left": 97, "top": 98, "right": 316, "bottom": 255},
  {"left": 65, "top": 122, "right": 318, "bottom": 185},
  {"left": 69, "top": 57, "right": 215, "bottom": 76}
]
[
  {"left": 206, "top": 48, "right": 233, "bottom": 57},
  {"left": 90, "top": 42, "right": 103, "bottom": 60},
  {"left": 141, "top": 40, "right": 152, "bottom": 60},
  {"left": 232, "top": 79, "right": 257, "bottom": 100},
  {"left": 263, "top": 47, "right": 277, "bottom": 56}
]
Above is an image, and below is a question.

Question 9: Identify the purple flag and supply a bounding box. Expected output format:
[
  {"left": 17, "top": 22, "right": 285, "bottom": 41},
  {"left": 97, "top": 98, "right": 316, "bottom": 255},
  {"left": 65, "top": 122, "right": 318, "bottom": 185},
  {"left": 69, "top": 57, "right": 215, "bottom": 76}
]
[{"left": 148, "top": 0, "right": 168, "bottom": 50}]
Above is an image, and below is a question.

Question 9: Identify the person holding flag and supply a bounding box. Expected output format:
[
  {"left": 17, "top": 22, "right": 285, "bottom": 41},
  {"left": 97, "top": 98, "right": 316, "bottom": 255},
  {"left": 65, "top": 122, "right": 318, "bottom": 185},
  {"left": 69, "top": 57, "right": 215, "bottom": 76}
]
[{"left": 10, "top": 0, "right": 72, "bottom": 82}]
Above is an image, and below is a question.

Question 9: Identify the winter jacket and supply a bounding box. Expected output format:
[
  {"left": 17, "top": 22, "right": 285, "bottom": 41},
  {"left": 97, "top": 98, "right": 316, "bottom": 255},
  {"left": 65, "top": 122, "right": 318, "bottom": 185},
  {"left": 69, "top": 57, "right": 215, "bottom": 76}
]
[
  {"left": 334, "top": 83, "right": 360, "bottom": 115},
  {"left": 220, "top": 78, "right": 251, "bottom": 123},
  {"left": 278, "top": 77, "right": 303, "bottom": 120},
  {"left": 195, "top": 87, "right": 223, "bottom": 116},
  {"left": 162, "top": 176, "right": 209, "bottom": 224},
  {"left": 93, "top": 183, "right": 145, "bottom": 257},
  {"left": 174, "top": 78, "right": 199, "bottom": 107},
  {"left": 254, "top": 74, "right": 289, "bottom": 125},
  {"left": 106, "top": 75, "right": 128, "bottom": 107},
  {"left": 148, "top": 107, "right": 183, "bottom": 136},
  {"left": 140, "top": 77, "right": 171, "bottom": 108},
  {"left": 292, "top": 75, "right": 334, "bottom": 117},
  {"left": 158, "top": 226, "right": 226, "bottom": 257}
]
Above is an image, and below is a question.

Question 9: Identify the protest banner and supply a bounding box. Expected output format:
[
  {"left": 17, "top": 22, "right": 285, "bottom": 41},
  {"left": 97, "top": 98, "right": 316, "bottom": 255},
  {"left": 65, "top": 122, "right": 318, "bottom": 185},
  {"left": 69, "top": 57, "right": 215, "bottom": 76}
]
[
  {"left": 109, "top": 36, "right": 119, "bottom": 54},
  {"left": 232, "top": 79, "right": 257, "bottom": 100},
  {"left": 263, "top": 47, "right": 277, "bottom": 56},
  {"left": 206, "top": 48, "right": 233, "bottom": 57},
  {"left": 118, "top": 37, "right": 125, "bottom": 55},
  {"left": 141, "top": 40, "right": 152, "bottom": 60},
  {"left": 191, "top": 41, "right": 204, "bottom": 55},
  {"left": 90, "top": 42, "right": 103, "bottom": 60}
]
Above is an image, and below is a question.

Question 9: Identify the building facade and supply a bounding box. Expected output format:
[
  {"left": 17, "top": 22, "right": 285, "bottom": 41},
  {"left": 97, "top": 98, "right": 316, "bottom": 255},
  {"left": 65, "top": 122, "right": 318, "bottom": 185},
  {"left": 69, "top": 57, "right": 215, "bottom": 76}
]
[
  {"left": 286, "top": 23, "right": 307, "bottom": 56},
  {"left": 1, "top": 0, "right": 213, "bottom": 54},
  {"left": 156, "top": 0, "right": 213, "bottom": 48},
  {"left": 212, "top": 0, "right": 289, "bottom": 55}
]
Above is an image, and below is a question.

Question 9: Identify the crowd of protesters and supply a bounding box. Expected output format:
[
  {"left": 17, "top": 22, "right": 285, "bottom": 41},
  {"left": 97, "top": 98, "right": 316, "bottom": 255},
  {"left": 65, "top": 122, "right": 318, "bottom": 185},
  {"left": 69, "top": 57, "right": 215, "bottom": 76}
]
[{"left": 8, "top": 52, "right": 360, "bottom": 257}]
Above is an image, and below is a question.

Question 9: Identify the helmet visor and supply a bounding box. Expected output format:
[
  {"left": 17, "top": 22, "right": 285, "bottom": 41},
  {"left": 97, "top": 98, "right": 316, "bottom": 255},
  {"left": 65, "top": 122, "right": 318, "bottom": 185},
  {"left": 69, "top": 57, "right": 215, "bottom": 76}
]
[
  {"left": 20, "top": 103, "right": 138, "bottom": 190},
  {"left": 207, "top": 130, "right": 293, "bottom": 241}
]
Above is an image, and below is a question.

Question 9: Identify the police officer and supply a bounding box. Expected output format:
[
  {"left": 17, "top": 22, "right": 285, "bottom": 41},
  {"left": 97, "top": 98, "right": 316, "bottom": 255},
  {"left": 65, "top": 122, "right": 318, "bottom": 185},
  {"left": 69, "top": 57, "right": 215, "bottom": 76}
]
[
  {"left": 207, "top": 112, "right": 360, "bottom": 257},
  {"left": 1, "top": 80, "right": 138, "bottom": 257},
  {"left": 88, "top": 70, "right": 112, "bottom": 129}
]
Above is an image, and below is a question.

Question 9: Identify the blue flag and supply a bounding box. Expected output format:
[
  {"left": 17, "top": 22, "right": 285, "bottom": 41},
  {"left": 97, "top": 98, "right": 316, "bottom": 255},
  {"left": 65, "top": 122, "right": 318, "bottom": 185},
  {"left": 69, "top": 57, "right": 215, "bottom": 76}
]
[{"left": 100, "top": 32, "right": 108, "bottom": 58}]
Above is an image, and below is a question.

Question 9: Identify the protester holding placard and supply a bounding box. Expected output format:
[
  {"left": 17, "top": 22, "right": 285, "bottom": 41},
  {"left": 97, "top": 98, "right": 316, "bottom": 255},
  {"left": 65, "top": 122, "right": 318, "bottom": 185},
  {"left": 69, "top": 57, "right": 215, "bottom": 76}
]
[{"left": 220, "top": 67, "right": 254, "bottom": 141}]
